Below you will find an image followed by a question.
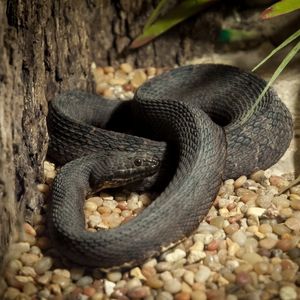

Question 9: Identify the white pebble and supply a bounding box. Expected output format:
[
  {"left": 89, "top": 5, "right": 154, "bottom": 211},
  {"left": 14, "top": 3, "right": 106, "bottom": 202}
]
[
  {"left": 163, "top": 278, "right": 181, "bottom": 294},
  {"left": 231, "top": 230, "right": 247, "bottom": 246},
  {"left": 104, "top": 279, "right": 116, "bottom": 296},
  {"left": 165, "top": 248, "right": 186, "bottom": 263},
  {"left": 102, "top": 200, "right": 118, "bottom": 210},
  {"left": 247, "top": 207, "right": 266, "bottom": 217},
  {"left": 107, "top": 271, "right": 122, "bottom": 282},
  {"left": 194, "top": 265, "right": 211, "bottom": 283},
  {"left": 279, "top": 286, "right": 297, "bottom": 300}
]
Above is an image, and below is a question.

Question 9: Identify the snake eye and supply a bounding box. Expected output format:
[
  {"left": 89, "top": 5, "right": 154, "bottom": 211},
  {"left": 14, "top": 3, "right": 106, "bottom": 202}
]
[{"left": 134, "top": 158, "right": 142, "bottom": 166}]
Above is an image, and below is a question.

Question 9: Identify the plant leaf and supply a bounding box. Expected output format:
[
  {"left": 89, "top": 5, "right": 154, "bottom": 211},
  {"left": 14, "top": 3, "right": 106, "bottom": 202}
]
[
  {"left": 143, "top": 0, "right": 170, "bottom": 31},
  {"left": 131, "top": 0, "right": 217, "bottom": 49},
  {"left": 261, "top": 0, "right": 300, "bottom": 19},
  {"left": 241, "top": 40, "right": 300, "bottom": 125},
  {"left": 252, "top": 28, "right": 300, "bottom": 71}
]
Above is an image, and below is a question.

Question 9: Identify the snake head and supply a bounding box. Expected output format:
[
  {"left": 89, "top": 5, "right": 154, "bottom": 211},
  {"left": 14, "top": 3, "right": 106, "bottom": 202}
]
[{"left": 89, "top": 152, "right": 160, "bottom": 192}]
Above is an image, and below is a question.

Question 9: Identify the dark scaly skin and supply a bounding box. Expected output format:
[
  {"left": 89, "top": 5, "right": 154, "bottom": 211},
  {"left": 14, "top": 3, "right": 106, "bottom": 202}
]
[{"left": 47, "top": 64, "right": 293, "bottom": 268}]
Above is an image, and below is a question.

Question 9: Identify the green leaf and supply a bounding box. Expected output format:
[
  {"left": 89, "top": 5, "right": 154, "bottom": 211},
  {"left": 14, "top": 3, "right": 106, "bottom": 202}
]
[
  {"left": 131, "top": 0, "right": 217, "bottom": 49},
  {"left": 261, "top": 0, "right": 300, "bottom": 19},
  {"left": 241, "top": 40, "right": 300, "bottom": 125},
  {"left": 252, "top": 28, "right": 300, "bottom": 71},
  {"left": 143, "top": 0, "right": 170, "bottom": 31}
]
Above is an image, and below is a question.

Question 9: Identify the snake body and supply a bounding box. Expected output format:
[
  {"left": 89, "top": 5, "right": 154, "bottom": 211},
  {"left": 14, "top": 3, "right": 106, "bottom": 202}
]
[{"left": 47, "top": 64, "right": 293, "bottom": 268}]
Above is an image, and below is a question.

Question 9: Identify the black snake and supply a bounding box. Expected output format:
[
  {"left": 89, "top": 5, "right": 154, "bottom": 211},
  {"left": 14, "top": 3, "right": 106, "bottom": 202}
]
[{"left": 47, "top": 64, "right": 293, "bottom": 268}]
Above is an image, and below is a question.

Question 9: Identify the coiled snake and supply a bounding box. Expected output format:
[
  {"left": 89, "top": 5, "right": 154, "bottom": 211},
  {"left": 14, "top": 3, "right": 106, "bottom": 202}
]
[{"left": 47, "top": 64, "right": 293, "bottom": 268}]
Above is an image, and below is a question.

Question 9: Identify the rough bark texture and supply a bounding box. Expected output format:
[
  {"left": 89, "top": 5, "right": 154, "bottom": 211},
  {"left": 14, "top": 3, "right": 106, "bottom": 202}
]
[{"left": 0, "top": 0, "right": 221, "bottom": 272}]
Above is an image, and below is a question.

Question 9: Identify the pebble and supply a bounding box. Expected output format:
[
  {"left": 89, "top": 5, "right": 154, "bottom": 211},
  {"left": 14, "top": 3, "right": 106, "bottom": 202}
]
[
  {"left": 183, "top": 270, "right": 194, "bottom": 285},
  {"left": 77, "top": 276, "right": 93, "bottom": 287},
  {"left": 242, "top": 252, "right": 263, "bottom": 265},
  {"left": 20, "top": 253, "right": 39, "bottom": 266},
  {"left": 191, "top": 290, "right": 207, "bottom": 300},
  {"left": 126, "top": 278, "right": 142, "bottom": 290},
  {"left": 285, "top": 217, "right": 300, "bottom": 231},
  {"left": 146, "top": 276, "right": 164, "bottom": 289},
  {"left": 163, "top": 278, "right": 182, "bottom": 293},
  {"left": 231, "top": 230, "right": 247, "bottom": 246},
  {"left": 157, "top": 291, "right": 173, "bottom": 300},
  {"left": 131, "top": 70, "right": 147, "bottom": 88},
  {"left": 279, "top": 286, "right": 297, "bottom": 300},
  {"left": 194, "top": 265, "right": 211, "bottom": 283},
  {"left": 127, "top": 286, "right": 151, "bottom": 298},
  {"left": 165, "top": 249, "right": 186, "bottom": 262},
  {"left": 247, "top": 207, "right": 266, "bottom": 217},
  {"left": 130, "top": 267, "right": 146, "bottom": 280},
  {"left": 104, "top": 279, "right": 115, "bottom": 296},
  {"left": 107, "top": 271, "right": 122, "bottom": 282},
  {"left": 33, "top": 256, "right": 53, "bottom": 275},
  {"left": 290, "top": 195, "right": 300, "bottom": 210},
  {"left": 120, "top": 63, "right": 133, "bottom": 73},
  {"left": 51, "top": 274, "right": 71, "bottom": 288}
]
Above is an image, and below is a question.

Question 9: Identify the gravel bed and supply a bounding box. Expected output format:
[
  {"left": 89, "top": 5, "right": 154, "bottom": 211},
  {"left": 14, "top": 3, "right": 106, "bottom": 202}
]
[{"left": 2, "top": 64, "right": 300, "bottom": 300}]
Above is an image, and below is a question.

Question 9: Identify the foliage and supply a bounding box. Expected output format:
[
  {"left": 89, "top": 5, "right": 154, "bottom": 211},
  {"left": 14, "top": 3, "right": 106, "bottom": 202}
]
[{"left": 130, "top": 0, "right": 217, "bottom": 49}]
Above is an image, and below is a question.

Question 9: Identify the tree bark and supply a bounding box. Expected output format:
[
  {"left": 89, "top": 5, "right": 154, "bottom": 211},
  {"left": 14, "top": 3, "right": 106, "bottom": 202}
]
[{"left": 0, "top": 0, "right": 221, "bottom": 271}]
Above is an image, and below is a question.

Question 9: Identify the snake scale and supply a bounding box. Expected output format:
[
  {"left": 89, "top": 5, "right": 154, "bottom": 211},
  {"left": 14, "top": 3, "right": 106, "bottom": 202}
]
[{"left": 47, "top": 64, "right": 293, "bottom": 269}]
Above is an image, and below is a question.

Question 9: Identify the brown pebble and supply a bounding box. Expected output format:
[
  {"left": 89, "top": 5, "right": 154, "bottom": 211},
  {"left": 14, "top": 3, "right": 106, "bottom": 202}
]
[
  {"left": 145, "top": 276, "right": 164, "bottom": 289},
  {"left": 276, "top": 239, "right": 294, "bottom": 251},
  {"left": 127, "top": 286, "right": 151, "bottom": 298},
  {"left": 269, "top": 175, "right": 288, "bottom": 188},
  {"left": 234, "top": 176, "right": 247, "bottom": 188},
  {"left": 83, "top": 286, "right": 96, "bottom": 297},
  {"left": 36, "top": 237, "right": 51, "bottom": 250},
  {"left": 236, "top": 272, "right": 251, "bottom": 285},
  {"left": 175, "top": 292, "right": 191, "bottom": 300},
  {"left": 23, "top": 223, "right": 36, "bottom": 237},
  {"left": 103, "top": 66, "right": 114, "bottom": 74},
  {"left": 131, "top": 69, "right": 147, "bottom": 88},
  {"left": 285, "top": 217, "right": 300, "bottom": 231},
  {"left": 236, "top": 188, "right": 257, "bottom": 203},
  {"left": 206, "top": 240, "right": 219, "bottom": 251},
  {"left": 259, "top": 238, "right": 277, "bottom": 250}
]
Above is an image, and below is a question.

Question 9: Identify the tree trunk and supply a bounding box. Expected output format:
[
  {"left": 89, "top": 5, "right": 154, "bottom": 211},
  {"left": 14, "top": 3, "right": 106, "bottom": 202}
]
[{"left": 0, "top": 0, "right": 221, "bottom": 271}]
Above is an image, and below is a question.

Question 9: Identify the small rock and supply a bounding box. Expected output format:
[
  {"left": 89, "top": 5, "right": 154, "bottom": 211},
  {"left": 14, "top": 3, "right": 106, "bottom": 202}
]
[
  {"left": 33, "top": 257, "right": 53, "bottom": 275},
  {"left": 127, "top": 286, "right": 151, "bottom": 298},
  {"left": 279, "top": 286, "right": 297, "bottom": 300},
  {"left": 163, "top": 278, "right": 182, "bottom": 294},
  {"left": 236, "top": 272, "right": 251, "bottom": 286},
  {"left": 70, "top": 267, "right": 85, "bottom": 281},
  {"left": 231, "top": 230, "right": 247, "bottom": 246},
  {"left": 242, "top": 252, "right": 263, "bottom": 264},
  {"left": 20, "top": 253, "right": 39, "bottom": 266},
  {"left": 191, "top": 290, "right": 207, "bottom": 300},
  {"left": 52, "top": 274, "right": 71, "bottom": 288},
  {"left": 285, "top": 217, "right": 300, "bottom": 231},
  {"left": 131, "top": 70, "right": 147, "bottom": 88},
  {"left": 126, "top": 278, "right": 142, "bottom": 290},
  {"left": 37, "top": 271, "right": 52, "bottom": 285},
  {"left": 130, "top": 267, "right": 146, "bottom": 280},
  {"left": 259, "top": 238, "right": 278, "bottom": 249},
  {"left": 175, "top": 292, "right": 191, "bottom": 300},
  {"left": 157, "top": 291, "right": 173, "bottom": 300},
  {"left": 23, "top": 223, "right": 36, "bottom": 236},
  {"left": 247, "top": 207, "right": 266, "bottom": 217},
  {"left": 84, "top": 201, "right": 98, "bottom": 212},
  {"left": 107, "top": 271, "right": 122, "bottom": 282},
  {"left": 77, "top": 276, "right": 93, "bottom": 287},
  {"left": 104, "top": 279, "right": 115, "bottom": 296},
  {"left": 145, "top": 276, "right": 164, "bottom": 289},
  {"left": 120, "top": 63, "right": 133, "bottom": 74},
  {"left": 165, "top": 248, "right": 186, "bottom": 262},
  {"left": 194, "top": 265, "right": 211, "bottom": 283},
  {"left": 183, "top": 270, "right": 194, "bottom": 285}
]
